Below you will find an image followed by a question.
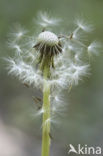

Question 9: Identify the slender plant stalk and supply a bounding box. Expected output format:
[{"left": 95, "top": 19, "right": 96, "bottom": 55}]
[{"left": 41, "top": 64, "right": 51, "bottom": 156}]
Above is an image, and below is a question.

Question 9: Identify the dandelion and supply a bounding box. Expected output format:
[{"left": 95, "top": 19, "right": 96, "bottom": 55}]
[{"left": 6, "top": 12, "right": 101, "bottom": 156}]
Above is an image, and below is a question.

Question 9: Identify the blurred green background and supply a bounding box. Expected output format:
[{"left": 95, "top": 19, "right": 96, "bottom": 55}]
[{"left": 0, "top": 0, "right": 103, "bottom": 156}]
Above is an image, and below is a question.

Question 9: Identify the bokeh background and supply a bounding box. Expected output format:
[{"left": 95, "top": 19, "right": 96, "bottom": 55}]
[{"left": 0, "top": 0, "right": 103, "bottom": 156}]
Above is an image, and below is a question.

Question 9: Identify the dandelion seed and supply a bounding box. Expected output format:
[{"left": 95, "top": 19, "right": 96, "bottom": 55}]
[
  {"left": 13, "top": 44, "right": 22, "bottom": 55},
  {"left": 87, "top": 41, "right": 102, "bottom": 56},
  {"left": 75, "top": 19, "right": 93, "bottom": 32},
  {"left": 9, "top": 23, "right": 27, "bottom": 41},
  {"left": 35, "top": 108, "right": 45, "bottom": 116},
  {"left": 36, "top": 12, "right": 60, "bottom": 28}
]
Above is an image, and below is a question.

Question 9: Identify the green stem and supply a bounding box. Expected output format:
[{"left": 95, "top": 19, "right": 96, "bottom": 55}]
[{"left": 41, "top": 65, "right": 51, "bottom": 156}]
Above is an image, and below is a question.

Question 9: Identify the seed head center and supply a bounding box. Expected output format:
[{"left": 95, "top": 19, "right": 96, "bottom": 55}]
[{"left": 37, "top": 31, "right": 59, "bottom": 46}]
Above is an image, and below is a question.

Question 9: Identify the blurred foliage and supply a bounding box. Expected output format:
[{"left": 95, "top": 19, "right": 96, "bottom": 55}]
[{"left": 0, "top": 0, "right": 103, "bottom": 156}]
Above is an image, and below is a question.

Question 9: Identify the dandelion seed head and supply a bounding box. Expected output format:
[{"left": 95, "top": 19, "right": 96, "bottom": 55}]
[
  {"left": 37, "top": 31, "right": 59, "bottom": 46},
  {"left": 6, "top": 12, "right": 101, "bottom": 122},
  {"left": 33, "top": 30, "right": 62, "bottom": 70}
]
